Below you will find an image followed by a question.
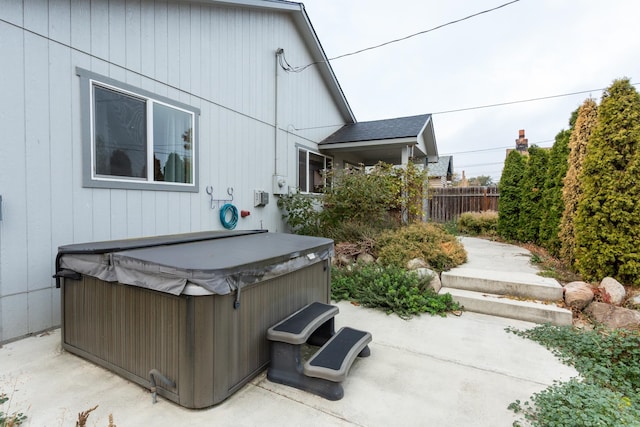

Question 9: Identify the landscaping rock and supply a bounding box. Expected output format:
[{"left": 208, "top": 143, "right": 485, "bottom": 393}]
[
  {"left": 416, "top": 268, "right": 441, "bottom": 293},
  {"left": 335, "top": 253, "right": 354, "bottom": 266},
  {"left": 584, "top": 301, "right": 640, "bottom": 331},
  {"left": 406, "top": 258, "right": 428, "bottom": 270},
  {"left": 357, "top": 253, "right": 375, "bottom": 264},
  {"left": 563, "top": 281, "right": 594, "bottom": 310},
  {"left": 598, "top": 277, "right": 626, "bottom": 305},
  {"left": 630, "top": 293, "right": 640, "bottom": 309}
]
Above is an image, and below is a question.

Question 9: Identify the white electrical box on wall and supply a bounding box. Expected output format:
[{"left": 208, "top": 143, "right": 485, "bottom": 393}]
[
  {"left": 272, "top": 175, "right": 287, "bottom": 195},
  {"left": 254, "top": 190, "right": 269, "bottom": 207}
]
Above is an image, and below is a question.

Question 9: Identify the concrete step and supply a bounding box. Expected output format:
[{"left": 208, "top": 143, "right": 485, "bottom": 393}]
[
  {"left": 441, "top": 267, "right": 564, "bottom": 301},
  {"left": 440, "top": 287, "right": 573, "bottom": 326}
]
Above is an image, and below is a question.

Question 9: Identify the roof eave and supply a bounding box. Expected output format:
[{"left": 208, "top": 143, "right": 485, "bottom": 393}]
[{"left": 320, "top": 137, "right": 418, "bottom": 151}]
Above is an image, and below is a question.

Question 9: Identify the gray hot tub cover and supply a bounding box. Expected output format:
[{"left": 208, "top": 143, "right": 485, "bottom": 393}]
[{"left": 58, "top": 231, "right": 334, "bottom": 296}]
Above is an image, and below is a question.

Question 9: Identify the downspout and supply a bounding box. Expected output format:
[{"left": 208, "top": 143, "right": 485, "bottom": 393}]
[{"left": 274, "top": 48, "right": 282, "bottom": 177}]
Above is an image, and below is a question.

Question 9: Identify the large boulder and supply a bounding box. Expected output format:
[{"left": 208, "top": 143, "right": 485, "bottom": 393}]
[
  {"left": 563, "top": 281, "right": 594, "bottom": 310},
  {"left": 406, "top": 258, "right": 428, "bottom": 270},
  {"left": 416, "top": 268, "right": 441, "bottom": 293},
  {"left": 584, "top": 302, "right": 640, "bottom": 331},
  {"left": 598, "top": 277, "right": 626, "bottom": 305},
  {"left": 357, "top": 253, "right": 375, "bottom": 264}
]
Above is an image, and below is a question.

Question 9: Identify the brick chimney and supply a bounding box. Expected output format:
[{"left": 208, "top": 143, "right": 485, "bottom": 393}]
[{"left": 515, "top": 129, "right": 528, "bottom": 152}]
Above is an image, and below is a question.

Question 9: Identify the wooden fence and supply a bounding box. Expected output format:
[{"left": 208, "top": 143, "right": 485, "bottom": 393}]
[{"left": 427, "top": 186, "right": 499, "bottom": 223}]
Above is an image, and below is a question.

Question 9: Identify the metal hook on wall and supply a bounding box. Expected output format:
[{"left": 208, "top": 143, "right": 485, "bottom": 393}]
[{"left": 205, "top": 186, "right": 235, "bottom": 209}]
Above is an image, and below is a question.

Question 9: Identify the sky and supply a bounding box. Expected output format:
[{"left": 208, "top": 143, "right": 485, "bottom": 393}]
[{"left": 299, "top": 0, "right": 640, "bottom": 182}]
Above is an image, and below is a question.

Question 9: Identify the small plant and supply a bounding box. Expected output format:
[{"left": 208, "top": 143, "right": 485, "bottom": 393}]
[
  {"left": 331, "top": 263, "right": 460, "bottom": 319},
  {"left": 276, "top": 191, "right": 321, "bottom": 236},
  {"left": 375, "top": 222, "right": 467, "bottom": 272},
  {"left": 457, "top": 211, "right": 499, "bottom": 236},
  {"left": 506, "top": 324, "right": 640, "bottom": 426},
  {"left": 0, "top": 392, "right": 26, "bottom": 427}
]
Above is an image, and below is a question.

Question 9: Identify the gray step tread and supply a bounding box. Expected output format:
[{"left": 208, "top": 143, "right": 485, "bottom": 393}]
[
  {"left": 267, "top": 302, "right": 338, "bottom": 345},
  {"left": 304, "top": 327, "right": 372, "bottom": 382},
  {"left": 440, "top": 287, "right": 572, "bottom": 326},
  {"left": 441, "top": 267, "right": 563, "bottom": 301}
]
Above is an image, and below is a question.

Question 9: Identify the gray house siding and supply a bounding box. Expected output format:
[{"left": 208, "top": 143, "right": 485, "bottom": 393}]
[{"left": 0, "top": 0, "right": 350, "bottom": 342}]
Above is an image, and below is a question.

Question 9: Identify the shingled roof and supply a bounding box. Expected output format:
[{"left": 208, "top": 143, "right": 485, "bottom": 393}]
[
  {"left": 318, "top": 114, "right": 438, "bottom": 165},
  {"left": 320, "top": 114, "right": 431, "bottom": 144}
]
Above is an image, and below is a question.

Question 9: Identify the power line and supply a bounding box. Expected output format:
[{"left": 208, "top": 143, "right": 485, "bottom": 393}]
[
  {"left": 285, "top": 0, "right": 522, "bottom": 72},
  {"left": 429, "top": 86, "right": 639, "bottom": 115},
  {"left": 441, "top": 140, "right": 553, "bottom": 155},
  {"left": 328, "top": 0, "right": 521, "bottom": 62}
]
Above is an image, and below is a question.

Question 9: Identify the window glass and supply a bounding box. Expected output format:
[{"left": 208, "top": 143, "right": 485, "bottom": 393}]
[
  {"left": 297, "top": 148, "right": 332, "bottom": 193},
  {"left": 81, "top": 68, "right": 199, "bottom": 192},
  {"left": 93, "top": 86, "right": 146, "bottom": 178},
  {"left": 153, "top": 104, "right": 193, "bottom": 183},
  {"left": 309, "top": 152, "right": 325, "bottom": 193},
  {"left": 298, "top": 149, "right": 307, "bottom": 192}
]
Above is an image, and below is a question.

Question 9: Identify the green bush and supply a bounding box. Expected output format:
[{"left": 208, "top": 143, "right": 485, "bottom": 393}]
[
  {"left": 457, "top": 211, "right": 498, "bottom": 236},
  {"left": 507, "top": 324, "right": 640, "bottom": 426},
  {"left": 559, "top": 98, "right": 598, "bottom": 268},
  {"left": 518, "top": 146, "right": 549, "bottom": 243},
  {"left": 375, "top": 223, "right": 467, "bottom": 271},
  {"left": 574, "top": 78, "right": 640, "bottom": 284},
  {"left": 498, "top": 150, "right": 526, "bottom": 241},
  {"left": 331, "top": 263, "right": 459, "bottom": 318},
  {"left": 278, "top": 162, "right": 427, "bottom": 241},
  {"left": 539, "top": 121, "right": 574, "bottom": 257},
  {"left": 276, "top": 191, "right": 321, "bottom": 236}
]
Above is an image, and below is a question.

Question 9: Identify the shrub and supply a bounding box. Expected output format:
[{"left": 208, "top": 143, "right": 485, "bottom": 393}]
[
  {"left": 498, "top": 150, "right": 526, "bottom": 240},
  {"left": 278, "top": 161, "right": 427, "bottom": 241},
  {"left": 375, "top": 223, "right": 467, "bottom": 271},
  {"left": 518, "top": 146, "right": 549, "bottom": 243},
  {"left": 321, "top": 162, "right": 427, "bottom": 231},
  {"left": 574, "top": 79, "right": 640, "bottom": 284},
  {"left": 539, "top": 118, "right": 574, "bottom": 257},
  {"left": 559, "top": 98, "right": 598, "bottom": 268},
  {"left": 457, "top": 211, "right": 498, "bottom": 236},
  {"left": 331, "top": 263, "right": 460, "bottom": 318},
  {"left": 276, "top": 191, "right": 321, "bottom": 236}
]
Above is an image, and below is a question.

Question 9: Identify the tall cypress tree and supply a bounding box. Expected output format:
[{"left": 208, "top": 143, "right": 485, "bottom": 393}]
[
  {"left": 539, "top": 111, "right": 575, "bottom": 256},
  {"left": 574, "top": 79, "right": 640, "bottom": 283},
  {"left": 498, "top": 150, "right": 526, "bottom": 241},
  {"left": 518, "top": 146, "right": 549, "bottom": 243},
  {"left": 559, "top": 98, "right": 598, "bottom": 268}
]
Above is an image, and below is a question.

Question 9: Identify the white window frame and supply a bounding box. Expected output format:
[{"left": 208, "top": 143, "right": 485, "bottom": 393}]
[
  {"left": 297, "top": 147, "right": 332, "bottom": 194},
  {"left": 77, "top": 68, "right": 199, "bottom": 192}
]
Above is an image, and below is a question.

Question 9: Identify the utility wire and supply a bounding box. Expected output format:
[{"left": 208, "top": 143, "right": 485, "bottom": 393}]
[
  {"left": 430, "top": 86, "right": 640, "bottom": 115},
  {"left": 442, "top": 140, "right": 553, "bottom": 155},
  {"left": 328, "top": 0, "right": 521, "bottom": 62},
  {"left": 283, "top": 0, "right": 521, "bottom": 72}
]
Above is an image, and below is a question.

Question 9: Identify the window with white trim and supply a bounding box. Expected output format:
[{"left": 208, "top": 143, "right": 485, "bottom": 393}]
[
  {"left": 78, "top": 68, "right": 199, "bottom": 192},
  {"left": 298, "top": 148, "right": 332, "bottom": 193}
]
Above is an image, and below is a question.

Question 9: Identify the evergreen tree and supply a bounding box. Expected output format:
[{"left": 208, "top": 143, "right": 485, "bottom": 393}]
[
  {"left": 559, "top": 99, "right": 598, "bottom": 268},
  {"left": 518, "top": 146, "right": 549, "bottom": 243},
  {"left": 498, "top": 150, "right": 526, "bottom": 240},
  {"left": 539, "top": 118, "right": 574, "bottom": 256},
  {"left": 574, "top": 79, "right": 640, "bottom": 284}
]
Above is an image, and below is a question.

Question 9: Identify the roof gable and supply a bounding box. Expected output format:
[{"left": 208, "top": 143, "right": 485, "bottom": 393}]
[{"left": 428, "top": 155, "right": 453, "bottom": 177}]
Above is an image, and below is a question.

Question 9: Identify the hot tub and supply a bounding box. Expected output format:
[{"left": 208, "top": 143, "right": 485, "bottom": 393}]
[{"left": 55, "top": 230, "right": 333, "bottom": 408}]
